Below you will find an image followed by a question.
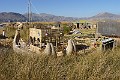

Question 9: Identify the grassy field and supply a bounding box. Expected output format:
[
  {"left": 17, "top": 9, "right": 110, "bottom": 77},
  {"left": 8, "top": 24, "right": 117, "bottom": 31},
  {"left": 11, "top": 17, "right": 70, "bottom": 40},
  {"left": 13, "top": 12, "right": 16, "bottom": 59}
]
[
  {"left": 79, "top": 28, "right": 96, "bottom": 34},
  {"left": 0, "top": 23, "right": 120, "bottom": 80},
  {"left": 0, "top": 47, "right": 120, "bottom": 80}
]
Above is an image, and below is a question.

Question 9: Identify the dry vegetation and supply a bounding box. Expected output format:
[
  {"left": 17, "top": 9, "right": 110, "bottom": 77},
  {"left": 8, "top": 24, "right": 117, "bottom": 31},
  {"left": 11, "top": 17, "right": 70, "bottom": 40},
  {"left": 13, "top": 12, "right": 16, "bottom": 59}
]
[
  {"left": 0, "top": 47, "right": 120, "bottom": 80},
  {"left": 0, "top": 22, "right": 120, "bottom": 80}
]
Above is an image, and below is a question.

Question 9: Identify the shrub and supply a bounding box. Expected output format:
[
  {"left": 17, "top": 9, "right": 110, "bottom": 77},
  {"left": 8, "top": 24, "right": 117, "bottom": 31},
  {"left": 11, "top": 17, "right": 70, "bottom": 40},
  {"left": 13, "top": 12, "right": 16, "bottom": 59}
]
[{"left": 63, "top": 26, "right": 71, "bottom": 34}]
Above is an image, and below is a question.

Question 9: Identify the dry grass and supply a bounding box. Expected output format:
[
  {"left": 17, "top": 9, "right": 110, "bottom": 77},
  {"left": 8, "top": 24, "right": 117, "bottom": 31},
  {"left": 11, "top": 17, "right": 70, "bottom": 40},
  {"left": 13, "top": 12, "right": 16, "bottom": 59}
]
[
  {"left": 0, "top": 23, "right": 120, "bottom": 80},
  {"left": 79, "top": 28, "right": 96, "bottom": 34},
  {"left": 0, "top": 47, "right": 120, "bottom": 80}
]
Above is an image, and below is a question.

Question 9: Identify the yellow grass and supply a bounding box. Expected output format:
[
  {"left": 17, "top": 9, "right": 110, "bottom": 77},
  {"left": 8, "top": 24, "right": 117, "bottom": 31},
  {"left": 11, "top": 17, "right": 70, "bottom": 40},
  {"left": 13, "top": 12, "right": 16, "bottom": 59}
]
[
  {"left": 0, "top": 47, "right": 120, "bottom": 80},
  {"left": 0, "top": 23, "right": 120, "bottom": 80}
]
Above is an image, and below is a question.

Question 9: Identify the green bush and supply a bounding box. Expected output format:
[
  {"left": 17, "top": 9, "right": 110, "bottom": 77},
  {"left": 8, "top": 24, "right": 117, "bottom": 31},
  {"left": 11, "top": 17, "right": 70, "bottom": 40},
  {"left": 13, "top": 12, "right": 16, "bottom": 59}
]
[{"left": 63, "top": 26, "right": 71, "bottom": 34}]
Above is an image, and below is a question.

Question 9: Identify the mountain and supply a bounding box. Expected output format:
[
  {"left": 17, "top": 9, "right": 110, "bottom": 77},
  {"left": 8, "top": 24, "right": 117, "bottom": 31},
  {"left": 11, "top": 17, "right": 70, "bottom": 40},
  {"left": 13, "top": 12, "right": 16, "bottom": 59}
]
[
  {"left": 29, "top": 12, "right": 120, "bottom": 21},
  {"left": 89, "top": 12, "right": 120, "bottom": 20},
  {"left": 0, "top": 12, "right": 120, "bottom": 22},
  {"left": 0, "top": 12, "right": 27, "bottom": 22},
  {"left": 24, "top": 13, "right": 80, "bottom": 22},
  {"left": 0, "top": 12, "right": 79, "bottom": 22}
]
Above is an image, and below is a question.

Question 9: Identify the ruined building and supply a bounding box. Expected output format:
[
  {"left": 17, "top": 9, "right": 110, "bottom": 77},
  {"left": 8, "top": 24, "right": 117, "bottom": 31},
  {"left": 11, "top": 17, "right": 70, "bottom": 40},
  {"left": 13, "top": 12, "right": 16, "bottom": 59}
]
[{"left": 28, "top": 27, "right": 64, "bottom": 54}]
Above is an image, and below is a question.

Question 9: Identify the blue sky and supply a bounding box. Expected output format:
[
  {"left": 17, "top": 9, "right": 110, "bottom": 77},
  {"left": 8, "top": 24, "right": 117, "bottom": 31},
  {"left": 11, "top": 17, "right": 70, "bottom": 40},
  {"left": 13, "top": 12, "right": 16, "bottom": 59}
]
[{"left": 0, "top": 0, "right": 120, "bottom": 17}]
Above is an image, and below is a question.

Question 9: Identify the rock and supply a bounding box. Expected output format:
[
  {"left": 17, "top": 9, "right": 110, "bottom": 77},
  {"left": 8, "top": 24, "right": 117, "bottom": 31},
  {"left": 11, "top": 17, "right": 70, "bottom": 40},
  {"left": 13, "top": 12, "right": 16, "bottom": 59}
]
[
  {"left": 66, "top": 39, "right": 73, "bottom": 55},
  {"left": 50, "top": 43, "right": 56, "bottom": 56},
  {"left": 44, "top": 43, "right": 51, "bottom": 55},
  {"left": 66, "top": 39, "right": 76, "bottom": 55},
  {"left": 13, "top": 30, "right": 20, "bottom": 50},
  {"left": 72, "top": 40, "right": 76, "bottom": 53}
]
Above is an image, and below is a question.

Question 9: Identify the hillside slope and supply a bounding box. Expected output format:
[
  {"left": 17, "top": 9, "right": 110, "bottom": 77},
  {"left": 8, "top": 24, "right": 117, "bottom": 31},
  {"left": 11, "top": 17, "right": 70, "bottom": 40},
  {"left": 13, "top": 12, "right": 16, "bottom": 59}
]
[
  {"left": 89, "top": 12, "right": 120, "bottom": 20},
  {"left": 24, "top": 13, "right": 80, "bottom": 22},
  {"left": 0, "top": 12, "right": 27, "bottom": 22}
]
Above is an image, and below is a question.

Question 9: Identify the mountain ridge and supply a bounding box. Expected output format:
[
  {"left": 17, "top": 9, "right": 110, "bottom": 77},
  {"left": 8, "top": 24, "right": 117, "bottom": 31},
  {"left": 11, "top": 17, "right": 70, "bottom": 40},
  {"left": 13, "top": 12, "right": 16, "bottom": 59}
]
[
  {"left": 88, "top": 12, "right": 120, "bottom": 20},
  {"left": 0, "top": 12, "right": 120, "bottom": 22},
  {"left": 23, "top": 13, "right": 80, "bottom": 22},
  {"left": 0, "top": 12, "right": 27, "bottom": 22}
]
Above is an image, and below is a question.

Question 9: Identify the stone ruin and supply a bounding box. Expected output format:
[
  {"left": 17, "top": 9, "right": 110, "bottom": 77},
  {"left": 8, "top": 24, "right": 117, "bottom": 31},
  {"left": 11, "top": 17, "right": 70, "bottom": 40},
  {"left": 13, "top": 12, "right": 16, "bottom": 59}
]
[
  {"left": 13, "top": 29, "right": 77, "bottom": 56},
  {"left": 12, "top": 22, "right": 78, "bottom": 56}
]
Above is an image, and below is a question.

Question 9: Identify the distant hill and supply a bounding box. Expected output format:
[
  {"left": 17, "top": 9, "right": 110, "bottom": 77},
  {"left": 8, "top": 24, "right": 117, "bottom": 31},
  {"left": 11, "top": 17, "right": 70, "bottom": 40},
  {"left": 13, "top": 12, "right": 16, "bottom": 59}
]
[
  {"left": 24, "top": 13, "right": 80, "bottom": 22},
  {"left": 0, "top": 12, "right": 120, "bottom": 22},
  {"left": 0, "top": 12, "right": 27, "bottom": 22},
  {"left": 88, "top": 12, "right": 120, "bottom": 20}
]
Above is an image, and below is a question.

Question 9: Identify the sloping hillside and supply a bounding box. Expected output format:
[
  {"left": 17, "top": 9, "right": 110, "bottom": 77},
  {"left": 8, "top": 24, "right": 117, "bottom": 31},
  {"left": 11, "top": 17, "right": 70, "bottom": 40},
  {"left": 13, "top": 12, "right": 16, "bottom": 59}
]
[
  {"left": 1, "top": 12, "right": 120, "bottom": 22},
  {"left": 24, "top": 13, "right": 80, "bottom": 22},
  {"left": 0, "top": 12, "right": 27, "bottom": 22},
  {"left": 89, "top": 12, "right": 120, "bottom": 20}
]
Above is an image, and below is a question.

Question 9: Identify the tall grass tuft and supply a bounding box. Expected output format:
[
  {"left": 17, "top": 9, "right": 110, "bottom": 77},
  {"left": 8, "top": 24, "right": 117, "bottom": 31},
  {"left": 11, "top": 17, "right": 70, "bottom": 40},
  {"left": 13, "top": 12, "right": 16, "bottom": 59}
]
[{"left": 0, "top": 47, "right": 120, "bottom": 80}]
